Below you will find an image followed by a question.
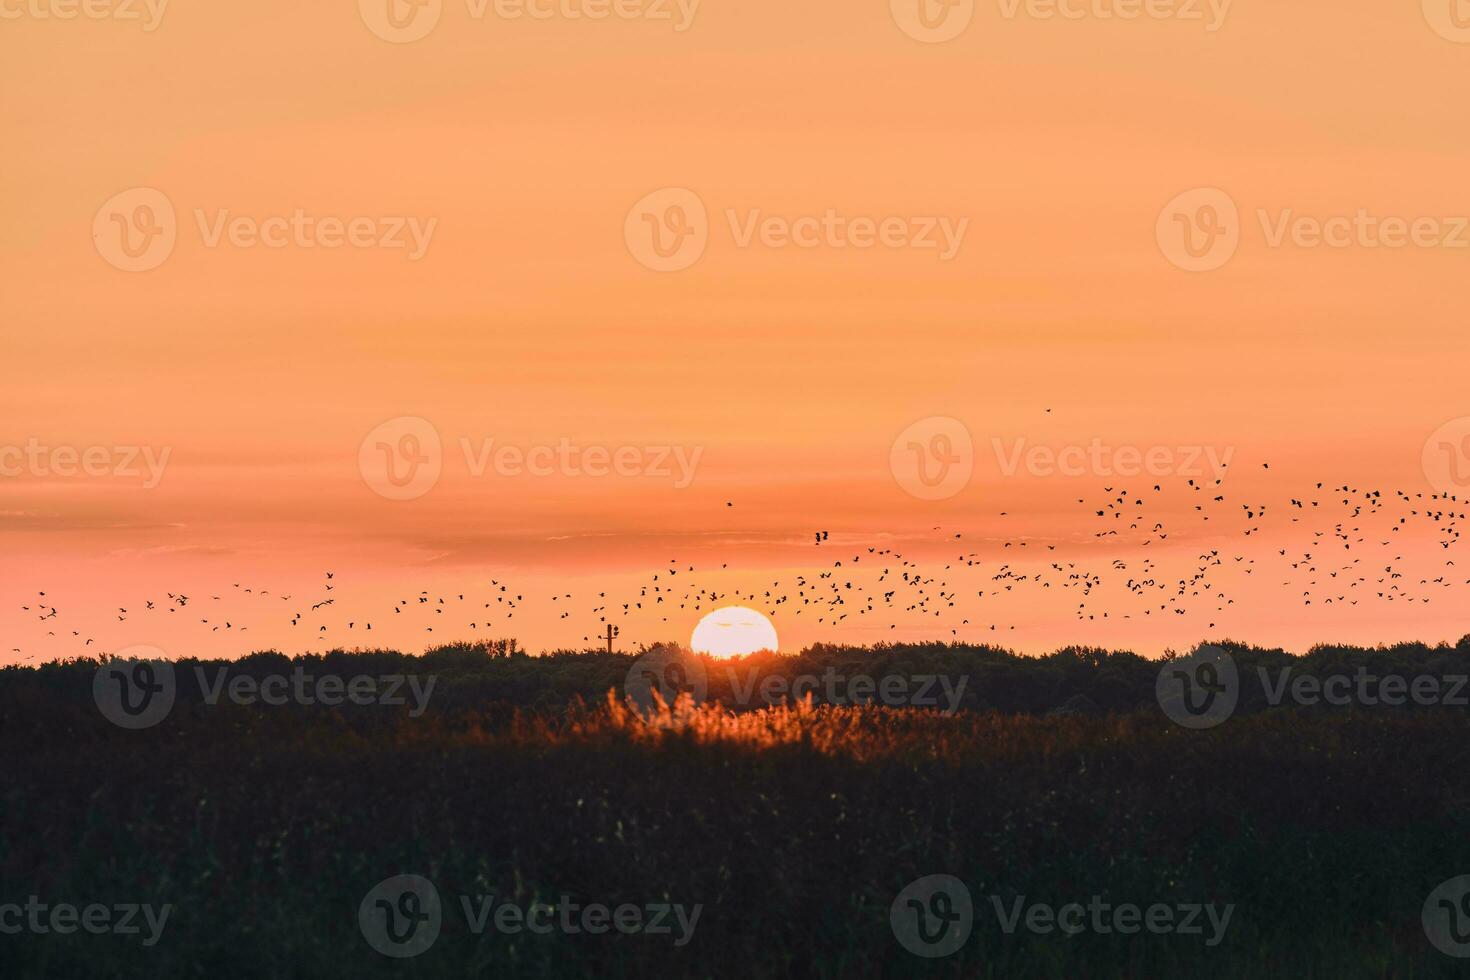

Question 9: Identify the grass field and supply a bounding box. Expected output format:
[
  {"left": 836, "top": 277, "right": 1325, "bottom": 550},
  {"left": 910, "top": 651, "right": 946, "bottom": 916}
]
[{"left": 3, "top": 641, "right": 1470, "bottom": 977}]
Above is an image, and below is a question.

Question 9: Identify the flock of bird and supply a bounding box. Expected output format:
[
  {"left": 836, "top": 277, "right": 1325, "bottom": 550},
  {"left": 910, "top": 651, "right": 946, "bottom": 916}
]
[{"left": 6, "top": 463, "right": 1466, "bottom": 661}]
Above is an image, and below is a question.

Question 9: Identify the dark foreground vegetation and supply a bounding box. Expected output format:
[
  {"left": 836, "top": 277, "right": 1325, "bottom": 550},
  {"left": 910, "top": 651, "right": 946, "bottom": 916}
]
[{"left": 3, "top": 638, "right": 1470, "bottom": 978}]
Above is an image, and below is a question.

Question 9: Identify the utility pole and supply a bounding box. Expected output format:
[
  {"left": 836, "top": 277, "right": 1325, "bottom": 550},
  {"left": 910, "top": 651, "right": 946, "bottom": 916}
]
[{"left": 605, "top": 624, "right": 619, "bottom": 654}]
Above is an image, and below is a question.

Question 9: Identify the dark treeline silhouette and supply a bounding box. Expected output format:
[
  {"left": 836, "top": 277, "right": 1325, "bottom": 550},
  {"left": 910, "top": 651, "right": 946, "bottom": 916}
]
[{"left": 7, "top": 636, "right": 1470, "bottom": 721}]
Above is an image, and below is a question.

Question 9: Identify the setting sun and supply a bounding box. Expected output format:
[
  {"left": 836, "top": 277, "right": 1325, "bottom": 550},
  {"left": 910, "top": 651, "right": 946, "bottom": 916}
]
[{"left": 690, "top": 606, "right": 778, "bottom": 658}]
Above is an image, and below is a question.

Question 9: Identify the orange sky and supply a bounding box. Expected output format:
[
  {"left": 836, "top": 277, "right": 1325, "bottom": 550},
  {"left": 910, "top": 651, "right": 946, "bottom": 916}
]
[{"left": 3, "top": 0, "right": 1468, "bottom": 662}]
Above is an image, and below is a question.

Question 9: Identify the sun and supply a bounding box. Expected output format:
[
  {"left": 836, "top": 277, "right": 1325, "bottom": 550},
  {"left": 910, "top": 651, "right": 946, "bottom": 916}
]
[{"left": 690, "top": 606, "right": 778, "bottom": 658}]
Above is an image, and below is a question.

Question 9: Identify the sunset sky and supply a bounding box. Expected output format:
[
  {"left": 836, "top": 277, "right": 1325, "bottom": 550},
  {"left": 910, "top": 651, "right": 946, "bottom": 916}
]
[{"left": 3, "top": 0, "right": 1468, "bottom": 662}]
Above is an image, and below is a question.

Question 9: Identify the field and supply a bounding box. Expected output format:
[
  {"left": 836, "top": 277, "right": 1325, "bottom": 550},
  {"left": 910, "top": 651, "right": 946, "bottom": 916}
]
[{"left": 3, "top": 640, "right": 1470, "bottom": 977}]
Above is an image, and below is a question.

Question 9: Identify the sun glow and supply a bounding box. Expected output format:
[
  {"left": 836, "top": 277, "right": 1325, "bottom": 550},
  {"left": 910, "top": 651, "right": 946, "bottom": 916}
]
[{"left": 689, "top": 606, "right": 779, "bottom": 658}]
